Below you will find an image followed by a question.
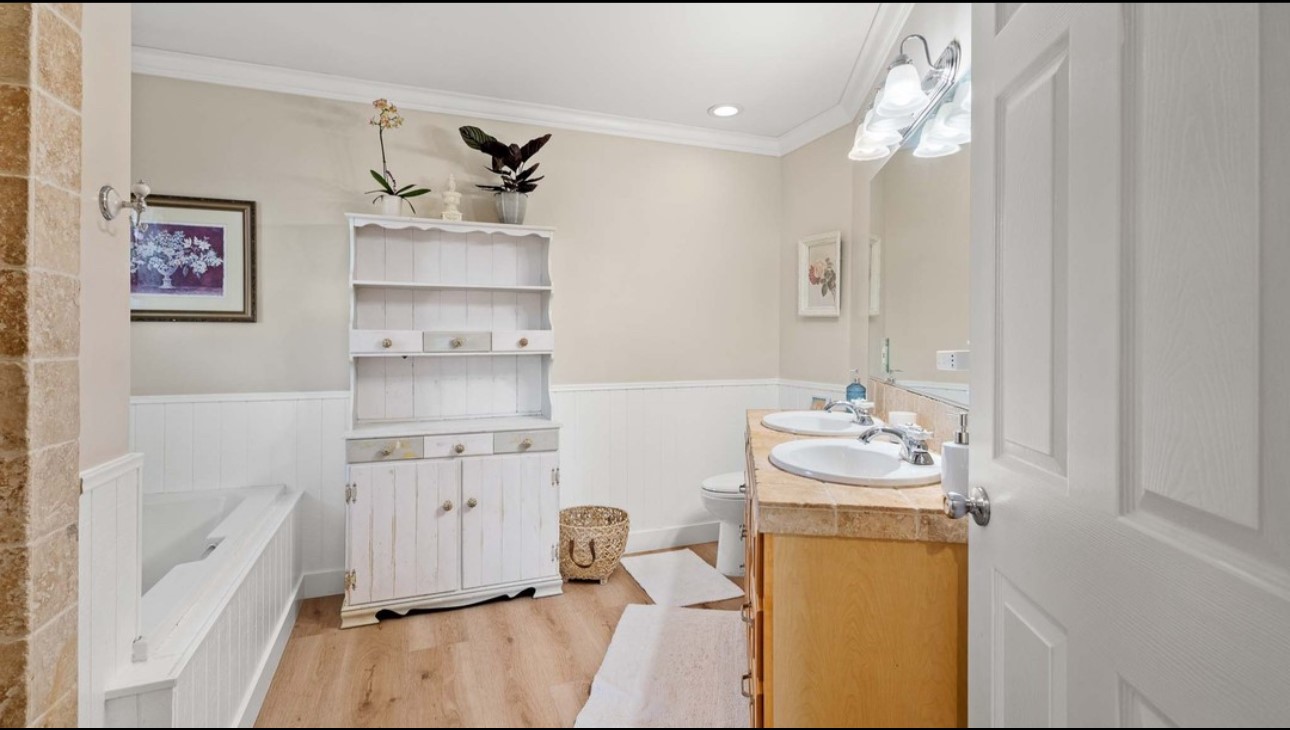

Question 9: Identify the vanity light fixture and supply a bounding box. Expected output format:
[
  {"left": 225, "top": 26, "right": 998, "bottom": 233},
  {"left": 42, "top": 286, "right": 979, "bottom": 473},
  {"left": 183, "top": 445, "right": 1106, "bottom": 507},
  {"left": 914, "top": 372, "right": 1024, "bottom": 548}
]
[
  {"left": 925, "top": 104, "right": 971, "bottom": 146},
  {"left": 945, "top": 78, "right": 971, "bottom": 131},
  {"left": 848, "top": 34, "right": 962, "bottom": 163},
  {"left": 707, "top": 104, "right": 741, "bottom": 118},
  {"left": 99, "top": 179, "right": 151, "bottom": 234}
]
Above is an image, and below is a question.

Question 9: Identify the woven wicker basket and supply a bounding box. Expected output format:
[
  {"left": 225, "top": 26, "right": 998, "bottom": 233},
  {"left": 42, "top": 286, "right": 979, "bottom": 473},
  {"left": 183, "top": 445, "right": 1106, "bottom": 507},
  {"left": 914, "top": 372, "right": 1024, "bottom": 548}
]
[{"left": 559, "top": 506, "right": 630, "bottom": 583}]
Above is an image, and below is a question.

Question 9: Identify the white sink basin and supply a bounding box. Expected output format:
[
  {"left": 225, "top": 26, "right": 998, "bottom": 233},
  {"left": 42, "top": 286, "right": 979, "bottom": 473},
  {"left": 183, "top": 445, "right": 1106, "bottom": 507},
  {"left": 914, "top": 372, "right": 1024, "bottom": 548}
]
[
  {"left": 768, "top": 438, "right": 941, "bottom": 488},
  {"left": 761, "top": 411, "right": 884, "bottom": 437}
]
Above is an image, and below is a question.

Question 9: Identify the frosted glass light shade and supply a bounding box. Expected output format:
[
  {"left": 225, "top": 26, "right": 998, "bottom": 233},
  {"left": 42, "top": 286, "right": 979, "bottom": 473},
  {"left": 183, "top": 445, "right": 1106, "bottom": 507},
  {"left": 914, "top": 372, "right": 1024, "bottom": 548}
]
[
  {"left": 849, "top": 143, "right": 893, "bottom": 162},
  {"left": 946, "top": 79, "right": 971, "bottom": 131},
  {"left": 868, "top": 92, "right": 917, "bottom": 132},
  {"left": 913, "top": 135, "right": 960, "bottom": 159},
  {"left": 860, "top": 110, "right": 902, "bottom": 146},
  {"left": 926, "top": 105, "right": 971, "bottom": 145},
  {"left": 876, "top": 61, "right": 930, "bottom": 116}
]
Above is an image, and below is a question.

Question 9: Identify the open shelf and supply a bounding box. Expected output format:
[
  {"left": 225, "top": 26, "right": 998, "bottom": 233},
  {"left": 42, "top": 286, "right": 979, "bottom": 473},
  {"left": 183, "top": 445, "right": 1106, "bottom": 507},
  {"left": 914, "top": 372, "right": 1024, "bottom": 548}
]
[
  {"left": 352, "top": 280, "right": 552, "bottom": 293},
  {"left": 347, "top": 415, "right": 559, "bottom": 439}
]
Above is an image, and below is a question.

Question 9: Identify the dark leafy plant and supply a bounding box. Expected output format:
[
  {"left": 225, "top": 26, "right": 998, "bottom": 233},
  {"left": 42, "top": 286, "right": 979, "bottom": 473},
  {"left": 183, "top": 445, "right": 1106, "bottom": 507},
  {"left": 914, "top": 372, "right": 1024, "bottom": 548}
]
[{"left": 459, "top": 126, "right": 551, "bottom": 194}]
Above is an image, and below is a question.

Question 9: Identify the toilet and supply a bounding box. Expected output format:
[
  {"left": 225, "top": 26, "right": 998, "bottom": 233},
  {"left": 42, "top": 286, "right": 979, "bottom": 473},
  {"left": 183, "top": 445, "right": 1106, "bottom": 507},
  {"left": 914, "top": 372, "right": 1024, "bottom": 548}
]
[{"left": 700, "top": 471, "right": 747, "bottom": 576}]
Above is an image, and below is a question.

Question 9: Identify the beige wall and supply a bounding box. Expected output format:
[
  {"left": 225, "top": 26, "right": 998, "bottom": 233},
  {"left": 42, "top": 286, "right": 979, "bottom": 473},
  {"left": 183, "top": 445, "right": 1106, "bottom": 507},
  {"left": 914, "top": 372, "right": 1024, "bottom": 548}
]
[
  {"left": 868, "top": 148, "right": 971, "bottom": 383},
  {"left": 130, "top": 77, "right": 782, "bottom": 394},
  {"left": 79, "top": 3, "right": 130, "bottom": 470},
  {"left": 780, "top": 2, "right": 972, "bottom": 385}
]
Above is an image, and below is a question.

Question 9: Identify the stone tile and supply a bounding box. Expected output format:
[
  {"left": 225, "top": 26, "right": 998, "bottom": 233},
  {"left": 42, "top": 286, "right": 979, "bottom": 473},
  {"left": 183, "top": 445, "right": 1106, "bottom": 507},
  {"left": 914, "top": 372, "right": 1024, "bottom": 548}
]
[
  {"left": 28, "top": 360, "right": 76, "bottom": 449},
  {"left": 28, "top": 272, "right": 77, "bottom": 358},
  {"left": 34, "top": 7, "right": 79, "bottom": 110},
  {"left": 0, "top": 4, "right": 31, "bottom": 85},
  {"left": 0, "top": 85, "right": 30, "bottom": 177},
  {"left": 0, "top": 546, "right": 30, "bottom": 637},
  {"left": 918, "top": 512, "right": 967, "bottom": 544},
  {"left": 0, "top": 362, "right": 29, "bottom": 453},
  {"left": 759, "top": 505, "right": 838, "bottom": 537},
  {"left": 45, "top": 4, "right": 79, "bottom": 30},
  {"left": 835, "top": 509, "right": 920, "bottom": 541},
  {"left": 758, "top": 481, "right": 835, "bottom": 509},
  {"left": 0, "top": 637, "right": 27, "bottom": 727},
  {"left": 28, "top": 524, "right": 76, "bottom": 627},
  {"left": 0, "top": 454, "right": 30, "bottom": 545},
  {"left": 31, "top": 183, "right": 76, "bottom": 275},
  {"left": 0, "top": 176, "right": 27, "bottom": 266},
  {"left": 30, "top": 687, "right": 74, "bottom": 728},
  {"left": 827, "top": 483, "right": 915, "bottom": 512},
  {"left": 30, "top": 92, "right": 78, "bottom": 191},
  {"left": 28, "top": 442, "right": 74, "bottom": 539},
  {"left": 25, "top": 606, "right": 75, "bottom": 724},
  {"left": 0, "top": 269, "right": 27, "bottom": 358}
]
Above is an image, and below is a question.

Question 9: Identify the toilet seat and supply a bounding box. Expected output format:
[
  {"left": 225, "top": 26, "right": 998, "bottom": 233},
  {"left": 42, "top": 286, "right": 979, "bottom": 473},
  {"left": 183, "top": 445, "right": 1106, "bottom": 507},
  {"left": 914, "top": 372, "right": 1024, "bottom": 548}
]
[{"left": 701, "top": 471, "right": 746, "bottom": 496}]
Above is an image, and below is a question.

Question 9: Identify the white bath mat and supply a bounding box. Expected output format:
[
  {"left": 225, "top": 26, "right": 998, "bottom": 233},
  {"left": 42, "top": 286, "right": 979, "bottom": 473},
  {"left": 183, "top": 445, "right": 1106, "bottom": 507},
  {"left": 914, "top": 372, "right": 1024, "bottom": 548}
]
[
  {"left": 574, "top": 604, "right": 747, "bottom": 728},
  {"left": 620, "top": 549, "right": 744, "bottom": 607}
]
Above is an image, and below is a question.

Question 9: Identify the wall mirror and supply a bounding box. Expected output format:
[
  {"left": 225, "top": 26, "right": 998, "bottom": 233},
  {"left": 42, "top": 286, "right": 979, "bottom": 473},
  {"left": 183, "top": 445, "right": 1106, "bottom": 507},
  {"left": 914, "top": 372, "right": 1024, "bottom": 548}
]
[{"left": 866, "top": 75, "right": 971, "bottom": 408}]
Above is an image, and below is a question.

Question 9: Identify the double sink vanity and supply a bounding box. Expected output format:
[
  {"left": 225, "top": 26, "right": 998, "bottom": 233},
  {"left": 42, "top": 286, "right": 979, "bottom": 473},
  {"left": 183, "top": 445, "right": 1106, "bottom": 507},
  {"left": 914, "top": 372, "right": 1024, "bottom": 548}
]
[{"left": 740, "top": 396, "right": 967, "bottom": 727}]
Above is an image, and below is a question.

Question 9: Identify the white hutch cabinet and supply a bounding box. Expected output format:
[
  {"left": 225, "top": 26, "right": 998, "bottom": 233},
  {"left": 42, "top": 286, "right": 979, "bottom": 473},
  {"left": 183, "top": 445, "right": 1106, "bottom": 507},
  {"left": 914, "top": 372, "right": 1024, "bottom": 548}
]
[{"left": 341, "top": 214, "right": 561, "bottom": 628}]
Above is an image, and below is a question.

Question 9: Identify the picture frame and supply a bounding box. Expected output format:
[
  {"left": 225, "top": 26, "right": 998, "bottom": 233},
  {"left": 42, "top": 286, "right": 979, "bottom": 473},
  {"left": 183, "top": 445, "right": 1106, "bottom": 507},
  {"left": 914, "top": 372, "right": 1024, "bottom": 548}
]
[
  {"left": 797, "top": 231, "right": 841, "bottom": 317},
  {"left": 130, "top": 195, "right": 257, "bottom": 322}
]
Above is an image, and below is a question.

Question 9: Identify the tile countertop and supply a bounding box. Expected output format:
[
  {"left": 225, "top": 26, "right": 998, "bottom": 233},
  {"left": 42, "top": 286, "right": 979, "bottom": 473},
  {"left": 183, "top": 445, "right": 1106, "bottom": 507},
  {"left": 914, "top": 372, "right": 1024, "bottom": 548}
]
[{"left": 746, "top": 410, "right": 966, "bottom": 544}]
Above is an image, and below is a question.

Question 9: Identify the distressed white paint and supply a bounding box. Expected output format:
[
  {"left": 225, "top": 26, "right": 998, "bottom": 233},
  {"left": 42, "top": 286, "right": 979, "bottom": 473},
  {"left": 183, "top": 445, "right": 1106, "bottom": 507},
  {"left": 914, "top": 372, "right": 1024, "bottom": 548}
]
[
  {"left": 970, "top": 3, "right": 1290, "bottom": 726},
  {"left": 79, "top": 454, "right": 145, "bottom": 729}
]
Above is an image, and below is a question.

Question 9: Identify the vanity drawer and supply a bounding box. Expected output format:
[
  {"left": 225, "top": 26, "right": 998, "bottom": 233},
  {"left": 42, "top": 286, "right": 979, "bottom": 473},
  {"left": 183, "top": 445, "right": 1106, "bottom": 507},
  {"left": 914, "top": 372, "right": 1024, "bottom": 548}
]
[
  {"left": 423, "top": 331, "right": 491, "bottom": 353},
  {"left": 350, "top": 330, "right": 421, "bottom": 354},
  {"left": 492, "top": 329, "right": 553, "bottom": 353},
  {"left": 423, "top": 433, "right": 493, "bottom": 459},
  {"left": 346, "top": 437, "right": 424, "bottom": 463},
  {"left": 493, "top": 429, "right": 559, "bottom": 454}
]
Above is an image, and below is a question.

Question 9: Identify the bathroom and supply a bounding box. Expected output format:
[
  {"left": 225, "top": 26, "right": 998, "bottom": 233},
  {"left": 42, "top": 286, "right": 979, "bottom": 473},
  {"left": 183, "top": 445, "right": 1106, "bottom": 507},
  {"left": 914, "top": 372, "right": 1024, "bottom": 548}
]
[{"left": 2, "top": 2, "right": 1289, "bottom": 728}]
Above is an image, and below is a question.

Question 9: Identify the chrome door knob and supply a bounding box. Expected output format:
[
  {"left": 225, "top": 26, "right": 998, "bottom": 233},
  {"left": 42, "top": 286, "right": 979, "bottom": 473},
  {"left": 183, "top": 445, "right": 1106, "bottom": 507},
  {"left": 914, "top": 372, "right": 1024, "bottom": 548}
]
[{"left": 943, "top": 487, "right": 991, "bottom": 526}]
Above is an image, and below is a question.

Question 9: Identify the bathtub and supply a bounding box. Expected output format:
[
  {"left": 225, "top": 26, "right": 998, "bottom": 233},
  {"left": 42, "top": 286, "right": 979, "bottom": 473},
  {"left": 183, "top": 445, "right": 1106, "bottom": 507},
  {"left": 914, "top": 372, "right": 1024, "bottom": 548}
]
[{"left": 107, "top": 485, "right": 302, "bottom": 728}]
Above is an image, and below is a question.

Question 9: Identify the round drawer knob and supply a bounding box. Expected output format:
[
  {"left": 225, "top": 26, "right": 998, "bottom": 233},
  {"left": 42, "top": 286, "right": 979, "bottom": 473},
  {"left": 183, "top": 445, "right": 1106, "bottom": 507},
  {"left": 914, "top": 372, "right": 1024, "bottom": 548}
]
[
  {"left": 466, "top": 498, "right": 478, "bottom": 508},
  {"left": 519, "top": 437, "right": 533, "bottom": 450},
  {"left": 442, "top": 500, "right": 454, "bottom": 512},
  {"left": 450, "top": 337, "right": 464, "bottom": 349},
  {"left": 518, "top": 337, "right": 529, "bottom": 348},
  {"left": 454, "top": 443, "right": 466, "bottom": 454},
  {"left": 378, "top": 448, "right": 392, "bottom": 457},
  {"left": 381, "top": 338, "right": 394, "bottom": 349}
]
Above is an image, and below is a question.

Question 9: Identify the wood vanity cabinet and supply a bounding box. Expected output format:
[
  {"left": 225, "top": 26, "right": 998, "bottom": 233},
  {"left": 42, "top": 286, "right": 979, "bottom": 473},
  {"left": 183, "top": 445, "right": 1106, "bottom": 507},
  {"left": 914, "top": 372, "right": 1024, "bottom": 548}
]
[{"left": 743, "top": 430, "right": 968, "bottom": 728}]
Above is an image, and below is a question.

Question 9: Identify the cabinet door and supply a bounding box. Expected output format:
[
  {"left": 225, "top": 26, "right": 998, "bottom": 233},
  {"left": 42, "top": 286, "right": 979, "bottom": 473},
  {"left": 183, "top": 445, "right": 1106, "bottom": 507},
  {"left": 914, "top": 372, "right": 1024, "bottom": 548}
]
[
  {"left": 347, "top": 460, "right": 461, "bottom": 605},
  {"left": 462, "top": 453, "right": 560, "bottom": 589}
]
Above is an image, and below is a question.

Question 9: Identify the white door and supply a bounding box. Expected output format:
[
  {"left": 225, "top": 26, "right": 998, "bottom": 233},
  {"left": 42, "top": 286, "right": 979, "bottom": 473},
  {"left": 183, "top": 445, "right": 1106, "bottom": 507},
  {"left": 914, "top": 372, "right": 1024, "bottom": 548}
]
[
  {"left": 970, "top": 3, "right": 1290, "bottom": 726},
  {"left": 462, "top": 453, "right": 561, "bottom": 589}
]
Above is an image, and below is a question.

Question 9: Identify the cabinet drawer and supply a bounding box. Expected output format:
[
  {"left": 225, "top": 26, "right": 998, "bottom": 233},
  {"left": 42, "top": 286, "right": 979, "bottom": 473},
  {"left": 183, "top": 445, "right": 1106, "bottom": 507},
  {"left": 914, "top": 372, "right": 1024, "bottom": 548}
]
[
  {"left": 423, "top": 433, "right": 493, "bottom": 459},
  {"left": 346, "top": 437, "right": 424, "bottom": 463},
  {"left": 423, "top": 331, "right": 491, "bottom": 353},
  {"left": 350, "top": 330, "right": 422, "bottom": 354},
  {"left": 492, "top": 329, "right": 553, "bottom": 353},
  {"left": 493, "top": 429, "right": 559, "bottom": 454}
]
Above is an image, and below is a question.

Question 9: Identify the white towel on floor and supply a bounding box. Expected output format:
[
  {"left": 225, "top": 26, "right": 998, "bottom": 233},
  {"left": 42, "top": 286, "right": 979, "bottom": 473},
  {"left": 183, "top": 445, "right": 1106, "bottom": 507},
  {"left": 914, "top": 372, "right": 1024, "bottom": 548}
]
[{"left": 620, "top": 549, "right": 744, "bottom": 607}]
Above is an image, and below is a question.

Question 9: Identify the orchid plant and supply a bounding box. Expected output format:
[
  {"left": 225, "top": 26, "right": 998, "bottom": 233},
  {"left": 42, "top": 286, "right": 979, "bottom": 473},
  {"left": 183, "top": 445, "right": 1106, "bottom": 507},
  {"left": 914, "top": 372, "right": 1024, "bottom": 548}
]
[{"left": 365, "top": 99, "right": 431, "bottom": 212}]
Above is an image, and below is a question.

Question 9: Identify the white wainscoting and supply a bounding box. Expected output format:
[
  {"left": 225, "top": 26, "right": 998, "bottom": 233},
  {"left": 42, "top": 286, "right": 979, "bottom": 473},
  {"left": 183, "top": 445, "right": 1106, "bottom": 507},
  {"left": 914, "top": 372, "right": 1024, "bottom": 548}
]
[
  {"left": 129, "top": 393, "right": 350, "bottom": 596},
  {"left": 127, "top": 379, "right": 845, "bottom": 594},
  {"left": 79, "top": 454, "right": 145, "bottom": 729}
]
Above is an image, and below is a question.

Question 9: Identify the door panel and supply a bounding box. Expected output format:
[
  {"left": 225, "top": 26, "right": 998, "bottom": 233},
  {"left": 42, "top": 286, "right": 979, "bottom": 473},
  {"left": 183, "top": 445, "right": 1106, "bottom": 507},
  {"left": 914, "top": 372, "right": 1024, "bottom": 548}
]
[
  {"left": 347, "top": 464, "right": 373, "bottom": 605},
  {"left": 415, "top": 460, "right": 461, "bottom": 596},
  {"left": 538, "top": 452, "right": 561, "bottom": 576},
  {"left": 971, "top": 3, "right": 1290, "bottom": 727}
]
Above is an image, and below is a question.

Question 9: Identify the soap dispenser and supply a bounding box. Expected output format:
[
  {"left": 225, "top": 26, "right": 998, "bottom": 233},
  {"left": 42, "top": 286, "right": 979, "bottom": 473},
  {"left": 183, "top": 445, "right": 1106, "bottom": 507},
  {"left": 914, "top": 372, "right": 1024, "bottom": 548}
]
[
  {"left": 846, "top": 369, "right": 867, "bottom": 403},
  {"left": 941, "top": 413, "right": 969, "bottom": 496}
]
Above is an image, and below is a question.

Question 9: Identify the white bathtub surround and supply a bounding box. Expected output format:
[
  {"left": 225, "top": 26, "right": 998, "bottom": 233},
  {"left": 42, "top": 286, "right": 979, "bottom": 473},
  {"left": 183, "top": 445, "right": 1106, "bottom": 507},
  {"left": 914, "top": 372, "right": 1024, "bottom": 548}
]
[
  {"left": 79, "top": 454, "right": 145, "bottom": 729},
  {"left": 575, "top": 605, "right": 747, "bottom": 728},
  {"left": 103, "top": 486, "right": 301, "bottom": 728}
]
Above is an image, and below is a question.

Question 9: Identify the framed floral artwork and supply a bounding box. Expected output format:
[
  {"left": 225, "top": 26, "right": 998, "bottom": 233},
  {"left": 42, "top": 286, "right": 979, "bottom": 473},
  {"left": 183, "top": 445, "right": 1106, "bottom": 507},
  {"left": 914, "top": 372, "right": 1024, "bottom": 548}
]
[
  {"left": 130, "top": 195, "right": 257, "bottom": 322},
  {"left": 797, "top": 231, "right": 841, "bottom": 317}
]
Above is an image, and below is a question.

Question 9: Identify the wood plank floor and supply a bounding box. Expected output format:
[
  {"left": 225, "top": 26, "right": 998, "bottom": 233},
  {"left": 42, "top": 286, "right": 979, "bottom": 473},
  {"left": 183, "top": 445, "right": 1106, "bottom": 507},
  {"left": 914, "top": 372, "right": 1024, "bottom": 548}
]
[{"left": 256, "top": 543, "right": 744, "bottom": 728}]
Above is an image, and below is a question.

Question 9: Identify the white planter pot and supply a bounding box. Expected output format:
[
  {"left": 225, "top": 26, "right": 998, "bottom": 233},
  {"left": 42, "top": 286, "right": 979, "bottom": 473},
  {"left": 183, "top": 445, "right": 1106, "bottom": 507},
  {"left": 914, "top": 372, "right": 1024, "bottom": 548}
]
[
  {"left": 495, "top": 192, "right": 528, "bottom": 225},
  {"left": 381, "top": 196, "right": 405, "bottom": 217}
]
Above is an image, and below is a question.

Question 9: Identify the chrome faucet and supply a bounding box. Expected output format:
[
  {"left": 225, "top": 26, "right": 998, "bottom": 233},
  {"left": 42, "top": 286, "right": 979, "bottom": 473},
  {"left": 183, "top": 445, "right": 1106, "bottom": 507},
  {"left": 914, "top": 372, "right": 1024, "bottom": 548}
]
[
  {"left": 859, "top": 424, "right": 935, "bottom": 466},
  {"left": 824, "top": 399, "right": 875, "bottom": 426}
]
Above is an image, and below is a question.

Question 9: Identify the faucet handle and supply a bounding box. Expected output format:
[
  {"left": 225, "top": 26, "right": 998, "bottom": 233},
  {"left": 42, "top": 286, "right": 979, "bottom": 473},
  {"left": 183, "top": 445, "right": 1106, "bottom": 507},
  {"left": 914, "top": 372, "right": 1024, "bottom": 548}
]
[{"left": 899, "top": 424, "right": 933, "bottom": 443}]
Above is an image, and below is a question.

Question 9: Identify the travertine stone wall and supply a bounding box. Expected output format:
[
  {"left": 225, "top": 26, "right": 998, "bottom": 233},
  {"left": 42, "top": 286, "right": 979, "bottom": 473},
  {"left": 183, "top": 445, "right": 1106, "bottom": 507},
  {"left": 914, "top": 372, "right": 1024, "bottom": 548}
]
[{"left": 0, "top": 4, "right": 82, "bottom": 727}]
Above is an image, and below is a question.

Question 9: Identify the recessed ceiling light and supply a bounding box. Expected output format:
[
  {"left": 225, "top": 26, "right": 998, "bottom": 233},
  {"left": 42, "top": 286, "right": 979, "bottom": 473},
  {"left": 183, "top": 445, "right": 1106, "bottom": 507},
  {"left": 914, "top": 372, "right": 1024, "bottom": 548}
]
[{"left": 708, "top": 104, "right": 741, "bottom": 118}]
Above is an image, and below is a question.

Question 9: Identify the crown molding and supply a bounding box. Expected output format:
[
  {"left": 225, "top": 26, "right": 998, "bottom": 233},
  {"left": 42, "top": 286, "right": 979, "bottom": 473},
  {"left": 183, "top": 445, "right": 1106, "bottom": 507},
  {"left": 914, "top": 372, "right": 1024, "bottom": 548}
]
[
  {"left": 132, "top": 47, "right": 783, "bottom": 157},
  {"left": 776, "top": 2, "right": 914, "bottom": 156}
]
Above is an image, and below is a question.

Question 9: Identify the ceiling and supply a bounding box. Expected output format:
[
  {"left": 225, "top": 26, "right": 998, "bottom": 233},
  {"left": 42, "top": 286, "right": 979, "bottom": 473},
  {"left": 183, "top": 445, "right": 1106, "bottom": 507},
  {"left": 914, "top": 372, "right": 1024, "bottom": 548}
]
[{"left": 132, "top": 3, "right": 908, "bottom": 155}]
